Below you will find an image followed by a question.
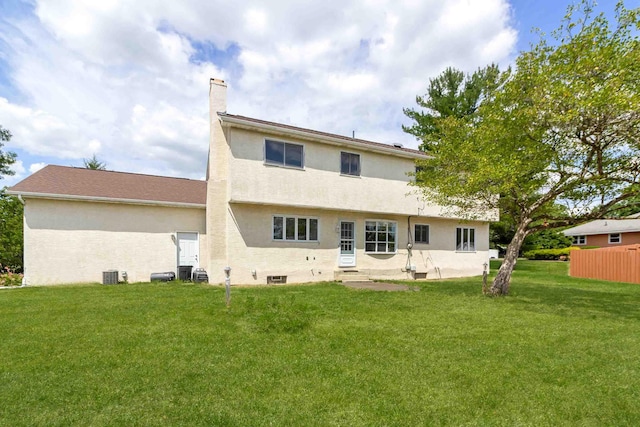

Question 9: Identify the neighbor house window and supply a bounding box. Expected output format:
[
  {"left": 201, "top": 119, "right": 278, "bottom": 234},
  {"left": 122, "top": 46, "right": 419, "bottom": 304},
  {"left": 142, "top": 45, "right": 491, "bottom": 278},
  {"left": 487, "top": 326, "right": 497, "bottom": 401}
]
[
  {"left": 273, "top": 216, "right": 318, "bottom": 241},
  {"left": 456, "top": 227, "right": 475, "bottom": 252},
  {"left": 414, "top": 224, "right": 430, "bottom": 244},
  {"left": 609, "top": 233, "right": 621, "bottom": 244},
  {"left": 265, "top": 139, "right": 304, "bottom": 168},
  {"left": 341, "top": 152, "right": 360, "bottom": 176},
  {"left": 365, "top": 220, "right": 397, "bottom": 253},
  {"left": 572, "top": 235, "right": 586, "bottom": 245}
]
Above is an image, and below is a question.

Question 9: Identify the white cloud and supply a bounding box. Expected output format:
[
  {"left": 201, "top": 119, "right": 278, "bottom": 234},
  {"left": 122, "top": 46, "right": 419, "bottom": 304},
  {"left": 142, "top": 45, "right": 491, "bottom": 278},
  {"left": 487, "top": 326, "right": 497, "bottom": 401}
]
[
  {"left": 10, "top": 159, "right": 25, "bottom": 176},
  {"left": 244, "top": 9, "right": 268, "bottom": 34},
  {"left": 0, "top": 0, "right": 517, "bottom": 179},
  {"left": 0, "top": 98, "right": 99, "bottom": 159},
  {"left": 29, "top": 162, "right": 47, "bottom": 173},
  {"left": 1, "top": 160, "right": 26, "bottom": 188}
]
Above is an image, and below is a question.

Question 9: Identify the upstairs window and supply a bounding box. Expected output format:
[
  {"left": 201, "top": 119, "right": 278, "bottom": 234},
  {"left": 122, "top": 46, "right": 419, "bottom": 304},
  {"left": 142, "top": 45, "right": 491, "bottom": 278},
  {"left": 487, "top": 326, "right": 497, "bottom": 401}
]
[
  {"left": 572, "top": 235, "right": 586, "bottom": 245},
  {"left": 609, "top": 233, "right": 621, "bottom": 244},
  {"left": 414, "top": 165, "right": 427, "bottom": 184},
  {"left": 414, "top": 224, "right": 430, "bottom": 244},
  {"left": 341, "top": 152, "right": 360, "bottom": 176},
  {"left": 456, "top": 227, "right": 475, "bottom": 252},
  {"left": 265, "top": 140, "right": 304, "bottom": 168}
]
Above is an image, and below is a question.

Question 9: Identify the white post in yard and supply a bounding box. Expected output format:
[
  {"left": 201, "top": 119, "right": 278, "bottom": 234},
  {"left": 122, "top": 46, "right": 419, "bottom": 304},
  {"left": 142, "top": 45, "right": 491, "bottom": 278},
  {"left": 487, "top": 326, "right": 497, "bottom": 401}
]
[{"left": 224, "top": 266, "right": 231, "bottom": 307}]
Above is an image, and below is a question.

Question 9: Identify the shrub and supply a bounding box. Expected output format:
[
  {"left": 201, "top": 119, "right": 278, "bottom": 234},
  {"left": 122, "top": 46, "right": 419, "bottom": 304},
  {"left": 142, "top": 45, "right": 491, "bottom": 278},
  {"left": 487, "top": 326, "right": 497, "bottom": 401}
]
[
  {"left": 522, "top": 247, "right": 581, "bottom": 261},
  {"left": 523, "top": 229, "right": 573, "bottom": 251},
  {"left": 0, "top": 265, "right": 24, "bottom": 287}
]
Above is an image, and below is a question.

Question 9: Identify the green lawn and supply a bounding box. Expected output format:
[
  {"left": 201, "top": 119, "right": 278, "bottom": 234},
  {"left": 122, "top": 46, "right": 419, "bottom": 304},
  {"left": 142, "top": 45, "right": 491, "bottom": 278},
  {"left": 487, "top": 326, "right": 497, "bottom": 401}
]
[{"left": 1, "top": 261, "right": 639, "bottom": 426}]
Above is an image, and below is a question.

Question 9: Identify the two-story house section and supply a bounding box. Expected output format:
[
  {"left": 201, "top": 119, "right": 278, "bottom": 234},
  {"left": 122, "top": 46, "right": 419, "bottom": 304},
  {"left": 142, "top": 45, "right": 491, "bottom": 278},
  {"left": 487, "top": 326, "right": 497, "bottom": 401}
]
[
  {"left": 8, "top": 78, "right": 494, "bottom": 286},
  {"left": 205, "top": 78, "right": 494, "bottom": 285}
]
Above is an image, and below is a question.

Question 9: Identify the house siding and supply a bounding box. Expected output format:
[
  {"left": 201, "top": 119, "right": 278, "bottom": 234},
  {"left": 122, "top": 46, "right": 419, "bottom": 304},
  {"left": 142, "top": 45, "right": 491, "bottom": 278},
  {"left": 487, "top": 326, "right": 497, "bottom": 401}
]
[
  {"left": 206, "top": 203, "right": 490, "bottom": 284},
  {"left": 226, "top": 128, "right": 441, "bottom": 216},
  {"left": 582, "top": 232, "right": 640, "bottom": 247},
  {"left": 23, "top": 199, "right": 206, "bottom": 285}
]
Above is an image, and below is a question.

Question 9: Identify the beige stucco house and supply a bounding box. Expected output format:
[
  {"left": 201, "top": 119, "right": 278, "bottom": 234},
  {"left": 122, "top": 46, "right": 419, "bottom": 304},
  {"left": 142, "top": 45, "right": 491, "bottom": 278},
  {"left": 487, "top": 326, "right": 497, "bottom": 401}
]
[
  {"left": 8, "top": 167, "right": 207, "bottom": 285},
  {"left": 8, "top": 78, "right": 495, "bottom": 285}
]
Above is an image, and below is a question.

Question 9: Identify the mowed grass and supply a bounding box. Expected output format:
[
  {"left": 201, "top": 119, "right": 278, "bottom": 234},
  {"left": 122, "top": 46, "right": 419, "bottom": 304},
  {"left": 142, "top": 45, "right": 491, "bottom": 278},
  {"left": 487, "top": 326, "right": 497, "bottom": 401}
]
[{"left": 1, "top": 261, "right": 639, "bottom": 426}]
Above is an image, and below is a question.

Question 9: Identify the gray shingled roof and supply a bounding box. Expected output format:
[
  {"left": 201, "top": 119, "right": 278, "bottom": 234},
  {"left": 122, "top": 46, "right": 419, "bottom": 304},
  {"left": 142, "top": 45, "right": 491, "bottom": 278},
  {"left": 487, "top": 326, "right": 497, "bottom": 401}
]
[
  {"left": 8, "top": 165, "right": 206, "bottom": 206},
  {"left": 563, "top": 219, "right": 640, "bottom": 236}
]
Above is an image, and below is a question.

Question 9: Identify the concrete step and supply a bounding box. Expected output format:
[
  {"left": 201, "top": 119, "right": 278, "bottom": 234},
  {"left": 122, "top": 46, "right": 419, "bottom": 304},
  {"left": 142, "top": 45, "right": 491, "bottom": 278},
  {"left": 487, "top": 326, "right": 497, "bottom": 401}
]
[{"left": 335, "top": 271, "right": 371, "bottom": 282}]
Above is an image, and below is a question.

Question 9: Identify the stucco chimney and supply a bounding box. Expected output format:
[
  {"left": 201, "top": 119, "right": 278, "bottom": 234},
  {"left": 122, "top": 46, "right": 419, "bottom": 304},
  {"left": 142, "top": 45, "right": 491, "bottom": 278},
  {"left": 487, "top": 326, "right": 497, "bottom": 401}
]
[
  {"left": 207, "top": 77, "right": 229, "bottom": 282},
  {"left": 210, "top": 78, "right": 227, "bottom": 114}
]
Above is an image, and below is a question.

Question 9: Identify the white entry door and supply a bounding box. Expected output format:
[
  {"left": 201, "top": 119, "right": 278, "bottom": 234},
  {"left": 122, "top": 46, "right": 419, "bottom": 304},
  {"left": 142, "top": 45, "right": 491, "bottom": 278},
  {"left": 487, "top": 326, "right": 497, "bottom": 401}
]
[
  {"left": 338, "top": 221, "right": 356, "bottom": 267},
  {"left": 177, "top": 232, "right": 199, "bottom": 267}
]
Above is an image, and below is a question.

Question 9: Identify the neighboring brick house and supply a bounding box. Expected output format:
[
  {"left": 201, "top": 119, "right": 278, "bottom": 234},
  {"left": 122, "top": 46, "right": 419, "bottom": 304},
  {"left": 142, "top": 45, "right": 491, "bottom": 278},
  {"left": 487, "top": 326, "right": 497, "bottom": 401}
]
[
  {"left": 8, "top": 78, "right": 497, "bottom": 285},
  {"left": 562, "top": 217, "right": 640, "bottom": 248}
]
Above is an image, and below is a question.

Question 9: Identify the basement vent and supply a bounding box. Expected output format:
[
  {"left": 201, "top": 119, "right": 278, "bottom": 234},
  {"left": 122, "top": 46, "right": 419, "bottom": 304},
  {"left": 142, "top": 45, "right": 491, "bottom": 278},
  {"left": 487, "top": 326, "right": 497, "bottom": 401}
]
[
  {"left": 413, "top": 272, "right": 428, "bottom": 280},
  {"left": 267, "top": 275, "right": 287, "bottom": 284}
]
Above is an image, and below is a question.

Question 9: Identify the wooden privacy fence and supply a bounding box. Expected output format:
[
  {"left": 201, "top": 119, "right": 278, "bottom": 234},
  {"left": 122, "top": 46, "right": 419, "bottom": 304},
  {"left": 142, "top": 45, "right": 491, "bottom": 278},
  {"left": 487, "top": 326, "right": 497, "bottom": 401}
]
[{"left": 570, "top": 244, "right": 640, "bottom": 284}]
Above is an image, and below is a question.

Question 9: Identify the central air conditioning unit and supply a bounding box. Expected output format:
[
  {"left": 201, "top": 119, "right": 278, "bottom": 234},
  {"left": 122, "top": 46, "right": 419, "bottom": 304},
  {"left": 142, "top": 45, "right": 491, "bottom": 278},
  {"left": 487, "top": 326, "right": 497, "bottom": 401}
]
[{"left": 103, "top": 270, "right": 118, "bottom": 285}]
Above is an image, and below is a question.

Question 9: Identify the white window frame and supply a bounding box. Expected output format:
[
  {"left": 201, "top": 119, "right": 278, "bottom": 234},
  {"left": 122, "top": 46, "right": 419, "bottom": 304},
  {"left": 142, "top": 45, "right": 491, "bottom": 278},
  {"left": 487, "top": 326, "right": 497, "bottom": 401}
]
[
  {"left": 573, "top": 235, "right": 587, "bottom": 245},
  {"left": 340, "top": 151, "right": 361, "bottom": 177},
  {"left": 365, "top": 220, "right": 398, "bottom": 254},
  {"left": 608, "top": 233, "right": 621, "bottom": 244},
  {"left": 264, "top": 139, "right": 305, "bottom": 169},
  {"left": 456, "top": 227, "right": 476, "bottom": 252},
  {"left": 414, "top": 224, "right": 430, "bottom": 244},
  {"left": 272, "top": 215, "right": 318, "bottom": 242}
]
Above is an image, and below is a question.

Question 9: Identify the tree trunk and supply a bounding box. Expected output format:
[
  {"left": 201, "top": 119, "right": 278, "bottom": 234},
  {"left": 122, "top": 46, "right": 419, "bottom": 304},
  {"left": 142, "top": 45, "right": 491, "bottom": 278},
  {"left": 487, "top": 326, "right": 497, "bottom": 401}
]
[{"left": 489, "top": 218, "right": 531, "bottom": 296}]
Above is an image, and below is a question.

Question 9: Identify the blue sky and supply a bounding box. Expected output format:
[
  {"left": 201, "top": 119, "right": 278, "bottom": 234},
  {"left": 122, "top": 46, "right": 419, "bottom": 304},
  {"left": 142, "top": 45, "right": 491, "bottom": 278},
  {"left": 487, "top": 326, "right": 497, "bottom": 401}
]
[{"left": 0, "top": 0, "right": 635, "bottom": 186}]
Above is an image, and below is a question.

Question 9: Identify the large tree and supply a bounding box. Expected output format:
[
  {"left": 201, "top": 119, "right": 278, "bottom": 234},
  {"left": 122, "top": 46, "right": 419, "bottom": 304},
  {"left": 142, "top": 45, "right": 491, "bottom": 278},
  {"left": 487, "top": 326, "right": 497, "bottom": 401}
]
[
  {"left": 0, "top": 189, "right": 23, "bottom": 271},
  {"left": 407, "top": 1, "right": 640, "bottom": 295},
  {"left": 0, "top": 125, "right": 17, "bottom": 179},
  {"left": 0, "top": 125, "right": 21, "bottom": 270},
  {"left": 403, "top": 64, "right": 503, "bottom": 152}
]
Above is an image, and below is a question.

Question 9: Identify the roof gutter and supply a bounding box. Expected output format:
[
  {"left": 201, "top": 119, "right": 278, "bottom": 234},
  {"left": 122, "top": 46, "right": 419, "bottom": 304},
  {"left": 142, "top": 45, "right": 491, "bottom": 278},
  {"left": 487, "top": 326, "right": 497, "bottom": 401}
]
[
  {"left": 219, "top": 115, "right": 430, "bottom": 160},
  {"left": 5, "top": 190, "right": 206, "bottom": 209},
  {"left": 564, "top": 229, "right": 640, "bottom": 236}
]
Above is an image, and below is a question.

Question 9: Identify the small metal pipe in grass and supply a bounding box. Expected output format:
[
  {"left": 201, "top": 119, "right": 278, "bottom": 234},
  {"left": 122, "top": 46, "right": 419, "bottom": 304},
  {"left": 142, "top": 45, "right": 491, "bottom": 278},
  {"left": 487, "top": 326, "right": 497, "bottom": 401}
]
[
  {"left": 482, "top": 262, "right": 489, "bottom": 294},
  {"left": 224, "top": 266, "right": 231, "bottom": 307},
  {"left": 406, "top": 216, "right": 414, "bottom": 271}
]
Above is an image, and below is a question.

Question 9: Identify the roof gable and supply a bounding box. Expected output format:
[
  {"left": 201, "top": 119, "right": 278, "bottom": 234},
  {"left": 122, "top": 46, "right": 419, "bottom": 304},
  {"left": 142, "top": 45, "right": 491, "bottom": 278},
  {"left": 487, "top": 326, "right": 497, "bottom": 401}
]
[{"left": 8, "top": 165, "right": 206, "bottom": 206}]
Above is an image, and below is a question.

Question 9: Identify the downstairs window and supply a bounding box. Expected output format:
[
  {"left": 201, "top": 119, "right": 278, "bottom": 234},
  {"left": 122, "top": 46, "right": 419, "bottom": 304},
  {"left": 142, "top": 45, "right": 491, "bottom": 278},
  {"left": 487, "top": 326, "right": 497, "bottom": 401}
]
[
  {"left": 456, "top": 227, "right": 475, "bottom": 252},
  {"left": 273, "top": 216, "right": 318, "bottom": 242},
  {"left": 365, "top": 220, "right": 397, "bottom": 253}
]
